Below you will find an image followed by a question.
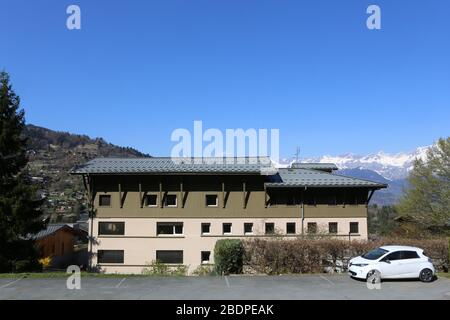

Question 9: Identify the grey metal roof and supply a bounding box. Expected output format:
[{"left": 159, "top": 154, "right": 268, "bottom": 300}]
[
  {"left": 290, "top": 163, "right": 338, "bottom": 171},
  {"left": 70, "top": 157, "right": 275, "bottom": 175},
  {"left": 265, "top": 168, "right": 387, "bottom": 188}
]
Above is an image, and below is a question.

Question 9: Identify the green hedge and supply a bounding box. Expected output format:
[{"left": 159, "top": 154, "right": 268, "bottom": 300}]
[{"left": 214, "top": 239, "right": 244, "bottom": 275}]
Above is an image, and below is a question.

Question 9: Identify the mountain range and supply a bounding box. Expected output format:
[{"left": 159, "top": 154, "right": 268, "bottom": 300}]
[{"left": 278, "top": 146, "right": 431, "bottom": 205}]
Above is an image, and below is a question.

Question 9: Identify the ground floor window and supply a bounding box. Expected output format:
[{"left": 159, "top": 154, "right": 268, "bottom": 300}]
[
  {"left": 265, "top": 223, "right": 275, "bottom": 234},
  {"left": 98, "top": 250, "right": 124, "bottom": 264},
  {"left": 244, "top": 223, "right": 253, "bottom": 234},
  {"left": 201, "top": 251, "right": 211, "bottom": 264},
  {"left": 328, "top": 222, "right": 338, "bottom": 234},
  {"left": 156, "top": 250, "right": 183, "bottom": 264},
  {"left": 286, "top": 222, "right": 296, "bottom": 234},
  {"left": 350, "top": 222, "right": 359, "bottom": 234},
  {"left": 307, "top": 222, "right": 317, "bottom": 234}
]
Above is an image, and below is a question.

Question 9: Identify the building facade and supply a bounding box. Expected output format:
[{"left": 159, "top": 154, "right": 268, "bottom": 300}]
[{"left": 70, "top": 157, "right": 386, "bottom": 274}]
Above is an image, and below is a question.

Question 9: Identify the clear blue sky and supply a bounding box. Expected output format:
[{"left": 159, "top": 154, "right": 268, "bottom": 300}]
[{"left": 1, "top": 0, "right": 449, "bottom": 158}]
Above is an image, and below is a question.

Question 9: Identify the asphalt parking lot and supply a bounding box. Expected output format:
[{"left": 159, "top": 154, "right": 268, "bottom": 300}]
[{"left": 0, "top": 274, "right": 449, "bottom": 300}]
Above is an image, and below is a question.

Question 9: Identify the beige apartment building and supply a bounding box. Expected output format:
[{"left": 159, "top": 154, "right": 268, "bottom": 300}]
[{"left": 70, "top": 157, "right": 386, "bottom": 274}]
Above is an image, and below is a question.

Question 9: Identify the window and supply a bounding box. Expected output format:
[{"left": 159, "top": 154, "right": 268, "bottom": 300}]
[
  {"left": 349, "top": 222, "right": 359, "bottom": 234},
  {"left": 244, "top": 223, "right": 253, "bottom": 234},
  {"left": 98, "top": 222, "right": 125, "bottom": 235},
  {"left": 328, "top": 222, "right": 338, "bottom": 234},
  {"left": 201, "top": 251, "right": 211, "bottom": 264},
  {"left": 157, "top": 222, "right": 183, "bottom": 235},
  {"left": 98, "top": 250, "right": 124, "bottom": 264},
  {"left": 402, "top": 251, "right": 420, "bottom": 259},
  {"left": 145, "top": 194, "right": 158, "bottom": 207},
  {"left": 99, "top": 195, "right": 111, "bottom": 207},
  {"left": 156, "top": 250, "right": 183, "bottom": 264},
  {"left": 265, "top": 223, "right": 275, "bottom": 234},
  {"left": 286, "top": 222, "right": 296, "bottom": 234},
  {"left": 222, "top": 223, "right": 232, "bottom": 235},
  {"left": 201, "top": 223, "right": 211, "bottom": 235},
  {"left": 164, "top": 194, "right": 177, "bottom": 207},
  {"left": 362, "top": 248, "right": 388, "bottom": 260},
  {"left": 205, "top": 195, "right": 218, "bottom": 207},
  {"left": 307, "top": 222, "right": 317, "bottom": 234},
  {"left": 382, "top": 251, "right": 402, "bottom": 261}
]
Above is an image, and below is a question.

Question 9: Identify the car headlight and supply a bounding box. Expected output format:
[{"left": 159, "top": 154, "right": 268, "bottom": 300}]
[{"left": 351, "top": 263, "right": 369, "bottom": 267}]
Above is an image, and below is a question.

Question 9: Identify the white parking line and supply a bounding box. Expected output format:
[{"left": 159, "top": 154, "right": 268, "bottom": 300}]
[
  {"left": 116, "top": 277, "right": 127, "bottom": 288},
  {"left": 224, "top": 276, "right": 230, "bottom": 288},
  {"left": 319, "top": 275, "right": 335, "bottom": 286},
  {"left": 0, "top": 277, "right": 23, "bottom": 289}
]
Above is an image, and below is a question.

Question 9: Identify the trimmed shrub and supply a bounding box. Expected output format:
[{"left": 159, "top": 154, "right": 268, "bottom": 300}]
[
  {"left": 243, "top": 236, "right": 449, "bottom": 275},
  {"left": 214, "top": 239, "right": 245, "bottom": 275}
]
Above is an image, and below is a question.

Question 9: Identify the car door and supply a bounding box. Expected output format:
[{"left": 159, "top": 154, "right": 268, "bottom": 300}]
[
  {"left": 399, "top": 251, "right": 421, "bottom": 277},
  {"left": 378, "top": 251, "right": 403, "bottom": 278}
]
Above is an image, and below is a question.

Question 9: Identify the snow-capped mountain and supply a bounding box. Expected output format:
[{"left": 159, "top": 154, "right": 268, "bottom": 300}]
[
  {"left": 280, "top": 146, "right": 430, "bottom": 180},
  {"left": 275, "top": 145, "right": 431, "bottom": 205}
]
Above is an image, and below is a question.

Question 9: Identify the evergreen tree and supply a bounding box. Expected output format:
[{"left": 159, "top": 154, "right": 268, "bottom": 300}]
[
  {"left": 397, "top": 137, "right": 450, "bottom": 230},
  {"left": 0, "top": 71, "right": 45, "bottom": 272}
]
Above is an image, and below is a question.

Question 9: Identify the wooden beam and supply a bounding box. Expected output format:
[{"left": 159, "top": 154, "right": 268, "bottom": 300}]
[
  {"left": 159, "top": 182, "right": 163, "bottom": 208},
  {"left": 139, "top": 182, "right": 143, "bottom": 208},
  {"left": 119, "top": 182, "right": 123, "bottom": 209},
  {"left": 243, "top": 181, "right": 246, "bottom": 209},
  {"left": 222, "top": 182, "right": 225, "bottom": 208},
  {"left": 264, "top": 184, "right": 267, "bottom": 208},
  {"left": 180, "top": 181, "right": 184, "bottom": 208},
  {"left": 367, "top": 189, "right": 375, "bottom": 207}
]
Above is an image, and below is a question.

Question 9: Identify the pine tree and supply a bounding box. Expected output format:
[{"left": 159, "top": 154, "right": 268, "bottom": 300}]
[
  {"left": 397, "top": 137, "right": 450, "bottom": 231},
  {"left": 0, "top": 71, "right": 45, "bottom": 272}
]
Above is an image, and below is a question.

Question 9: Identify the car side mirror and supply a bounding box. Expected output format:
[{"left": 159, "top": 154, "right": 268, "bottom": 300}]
[{"left": 382, "top": 259, "right": 391, "bottom": 264}]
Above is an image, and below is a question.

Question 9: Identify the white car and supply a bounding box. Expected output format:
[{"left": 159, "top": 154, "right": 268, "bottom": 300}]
[{"left": 348, "top": 245, "right": 435, "bottom": 282}]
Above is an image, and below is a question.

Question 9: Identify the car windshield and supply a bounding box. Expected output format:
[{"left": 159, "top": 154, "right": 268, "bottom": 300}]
[{"left": 362, "top": 248, "right": 389, "bottom": 260}]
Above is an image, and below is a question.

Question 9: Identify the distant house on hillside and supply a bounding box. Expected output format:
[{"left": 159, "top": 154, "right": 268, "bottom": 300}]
[{"left": 30, "top": 224, "right": 88, "bottom": 269}]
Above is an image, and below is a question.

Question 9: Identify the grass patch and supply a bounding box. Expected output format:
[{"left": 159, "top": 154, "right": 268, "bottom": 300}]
[{"left": 437, "top": 272, "right": 450, "bottom": 279}]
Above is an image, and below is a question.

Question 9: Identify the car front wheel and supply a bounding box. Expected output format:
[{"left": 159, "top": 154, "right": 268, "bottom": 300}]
[
  {"left": 419, "top": 268, "right": 434, "bottom": 283},
  {"left": 366, "top": 269, "right": 381, "bottom": 284}
]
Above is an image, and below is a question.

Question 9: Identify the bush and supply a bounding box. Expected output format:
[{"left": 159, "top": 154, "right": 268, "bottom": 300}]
[
  {"left": 192, "top": 265, "right": 216, "bottom": 276},
  {"left": 13, "top": 259, "right": 43, "bottom": 273},
  {"left": 243, "top": 236, "right": 449, "bottom": 274},
  {"left": 214, "top": 239, "right": 244, "bottom": 275},
  {"left": 141, "top": 260, "right": 188, "bottom": 276}
]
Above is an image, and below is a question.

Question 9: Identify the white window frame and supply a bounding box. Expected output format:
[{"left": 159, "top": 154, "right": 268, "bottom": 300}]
[
  {"left": 205, "top": 194, "right": 218, "bottom": 207},
  {"left": 244, "top": 223, "right": 254, "bottom": 235},
  {"left": 222, "top": 223, "right": 232, "bottom": 235},
  {"left": 201, "top": 223, "right": 211, "bottom": 235},
  {"left": 164, "top": 194, "right": 178, "bottom": 207},
  {"left": 201, "top": 251, "right": 211, "bottom": 264},
  {"left": 145, "top": 194, "right": 158, "bottom": 207},
  {"left": 156, "top": 222, "right": 184, "bottom": 236}
]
